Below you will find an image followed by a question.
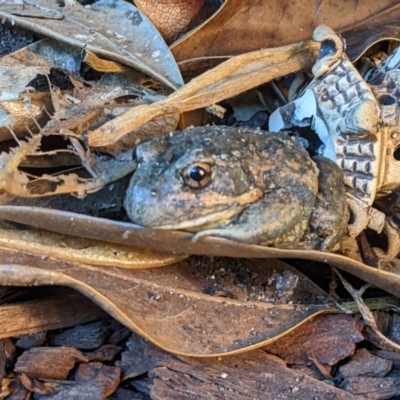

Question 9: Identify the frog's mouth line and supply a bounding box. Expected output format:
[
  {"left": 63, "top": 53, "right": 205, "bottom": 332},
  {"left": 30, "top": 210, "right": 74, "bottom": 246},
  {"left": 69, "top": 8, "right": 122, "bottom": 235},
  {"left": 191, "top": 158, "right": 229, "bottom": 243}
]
[
  {"left": 150, "top": 187, "right": 264, "bottom": 230},
  {"left": 150, "top": 203, "right": 247, "bottom": 231}
]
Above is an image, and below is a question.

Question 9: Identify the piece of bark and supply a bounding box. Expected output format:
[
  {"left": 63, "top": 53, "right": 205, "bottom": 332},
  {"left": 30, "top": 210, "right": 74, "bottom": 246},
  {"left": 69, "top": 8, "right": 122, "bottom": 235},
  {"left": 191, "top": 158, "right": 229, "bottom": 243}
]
[
  {"left": 15, "top": 331, "right": 47, "bottom": 350},
  {"left": 106, "top": 326, "right": 132, "bottom": 345},
  {"left": 83, "top": 344, "right": 121, "bottom": 362},
  {"left": 3, "top": 377, "right": 30, "bottom": 400},
  {"left": 118, "top": 333, "right": 354, "bottom": 399},
  {"left": 109, "top": 387, "right": 147, "bottom": 400},
  {"left": 19, "top": 373, "right": 66, "bottom": 396},
  {"left": 48, "top": 320, "right": 113, "bottom": 350},
  {"left": 129, "top": 377, "right": 152, "bottom": 397},
  {"left": 375, "top": 350, "right": 400, "bottom": 369},
  {"left": 119, "top": 335, "right": 164, "bottom": 379},
  {"left": 387, "top": 313, "right": 400, "bottom": 344},
  {"left": 43, "top": 382, "right": 105, "bottom": 400},
  {"left": 290, "top": 364, "right": 331, "bottom": 381},
  {"left": 0, "top": 293, "right": 107, "bottom": 339},
  {"left": 339, "top": 348, "right": 392, "bottom": 378},
  {"left": 264, "top": 314, "right": 364, "bottom": 365},
  {"left": 341, "top": 376, "right": 400, "bottom": 399},
  {"left": 14, "top": 346, "right": 88, "bottom": 379},
  {"left": 149, "top": 354, "right": 356, "bottom": 400},
  {"left": 75, "top": 363, "right": 121, "bottom": 397},
  {"left": 0, "top": 338, "right": 15, "bottom": 381}
]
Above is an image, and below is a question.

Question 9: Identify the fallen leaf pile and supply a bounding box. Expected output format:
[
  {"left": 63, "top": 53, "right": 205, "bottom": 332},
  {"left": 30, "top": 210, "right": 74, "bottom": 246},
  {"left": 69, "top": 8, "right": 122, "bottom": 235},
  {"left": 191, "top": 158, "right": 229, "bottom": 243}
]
[{"left": 1, "top": 0, "right": 400, "bottom": 398}]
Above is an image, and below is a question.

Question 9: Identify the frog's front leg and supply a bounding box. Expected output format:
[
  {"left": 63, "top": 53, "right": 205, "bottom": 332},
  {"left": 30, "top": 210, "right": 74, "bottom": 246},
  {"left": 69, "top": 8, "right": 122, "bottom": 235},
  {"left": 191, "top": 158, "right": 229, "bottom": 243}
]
[{"left": 192, "top": 189, "right": 308, "bottom": 244}]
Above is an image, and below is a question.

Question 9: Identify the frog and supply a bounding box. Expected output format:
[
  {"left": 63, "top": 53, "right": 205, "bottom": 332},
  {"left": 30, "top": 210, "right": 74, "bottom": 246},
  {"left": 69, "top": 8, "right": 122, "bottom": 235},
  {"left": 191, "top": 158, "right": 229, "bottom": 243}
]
[{"left": 125, "top": 126, "right": 349, "bottom": 251}]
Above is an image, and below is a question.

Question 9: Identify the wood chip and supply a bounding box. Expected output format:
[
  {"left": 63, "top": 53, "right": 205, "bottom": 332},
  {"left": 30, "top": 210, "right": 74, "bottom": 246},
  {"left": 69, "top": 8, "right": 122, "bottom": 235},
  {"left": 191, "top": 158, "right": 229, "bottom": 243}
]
[
  {"left": 110, "top": 387, "right": 146, "bottom": 400},
  {"left": 119, "top": 335, "right": 161, "bottom": 379},
  {"left": 106, "top": 326, "right": 131, "bottom": 345},
  {"left": 19, "top": 374, "right": 65, "bottom": 396},
  {"left": 149, "top": 353, "right": 356, "bottom": 399},
  {"left": 375, "top": 350, "right": 400, "bottom": 369},
  {"left": 0, "top": 339, "right": 14, "bottom": 381},
  {"left": 75, "top": 363, "right": 121, "bottom": 397},
  {"left": 14, "top": 347, "right": 88, "bottom": 379},
  {"left": 3, "top": 377, "right": 29, "bottom": 400},
  {"left": 264, "top": 314, "right": 364, "bottom": 365},
  {"left": 83, "top": 345, "right": 121, "bottom": 362},
  {"left": 0, "top": 292, "right": 107, "bottom": 340},
  {"left": 48, "top": 320, "right": 113, "bottom": 350},
  {"left": 341, "top": 376, "right": 400, "bottom": 399},
  {"left": 338, "top": 348, "right": 392, "bottom": 378},
  {"left": 15, "top": 331, "right": 47, "bottom": 350},
  {"left": 41, "top": 383, "right": 105, "bottom": 400}
]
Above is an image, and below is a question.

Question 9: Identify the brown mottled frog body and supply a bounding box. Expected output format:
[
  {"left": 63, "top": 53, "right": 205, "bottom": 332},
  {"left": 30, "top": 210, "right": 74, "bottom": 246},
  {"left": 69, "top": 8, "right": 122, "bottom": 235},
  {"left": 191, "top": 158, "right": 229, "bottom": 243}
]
[{"left": 125, "top": 126, "right": 348, "bottom": 250}]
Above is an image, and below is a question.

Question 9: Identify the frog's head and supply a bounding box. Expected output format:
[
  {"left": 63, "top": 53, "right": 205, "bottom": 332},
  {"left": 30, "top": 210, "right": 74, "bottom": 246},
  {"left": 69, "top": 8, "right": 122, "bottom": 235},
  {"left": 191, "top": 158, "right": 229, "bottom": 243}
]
[
  {"left": 125, "top": 127, "right": 261, "bottom": 230},
  {"left": 312, "top": 24, "right": 345, "bottom": 78}
]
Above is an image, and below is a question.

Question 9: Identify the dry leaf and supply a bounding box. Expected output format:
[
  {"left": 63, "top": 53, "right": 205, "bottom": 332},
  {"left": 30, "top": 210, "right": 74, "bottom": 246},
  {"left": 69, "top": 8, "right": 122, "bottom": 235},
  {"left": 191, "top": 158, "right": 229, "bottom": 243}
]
[
  {"left": 135, "top": 0, "right": 204, "bottom": 42},
  {"left": 84, "top": 50, "right": 127, "bottom": 73},
  {"left": 88, "top": 39, "right": 319, "bottom": 147},
  {"left": 0, "top": 0, "right": 183, "bottom": 89},
  {"left": 0, "top": 64, "right": 49, "bottom": 102},
  {"left": 170, "top": 0, "right": 400, "bottom": 61},
  {"left": 0, "top": 251, "right": 336, "bottom": 356},
  {"left": 0, "top": 221, "right": 184, "bottom": 269},
  {"left": 342, "top": 4, "right": 400, "bottom": 60},
  {"left": 2, "top": 206, "right": 400, "bottom": 299},
  {"left": 0, "top": 93, "right": 53, "bottom": 141},
  {"left": 0, "top": 36, "right": 179, "bottom": 197}
]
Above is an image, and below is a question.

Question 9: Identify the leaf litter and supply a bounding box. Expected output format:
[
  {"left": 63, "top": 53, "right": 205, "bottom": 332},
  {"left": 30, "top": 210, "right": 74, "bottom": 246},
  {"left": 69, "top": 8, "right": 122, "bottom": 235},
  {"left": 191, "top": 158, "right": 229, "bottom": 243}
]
[{"left": 0, "top": 2, "right": 396, "bottom": 396}]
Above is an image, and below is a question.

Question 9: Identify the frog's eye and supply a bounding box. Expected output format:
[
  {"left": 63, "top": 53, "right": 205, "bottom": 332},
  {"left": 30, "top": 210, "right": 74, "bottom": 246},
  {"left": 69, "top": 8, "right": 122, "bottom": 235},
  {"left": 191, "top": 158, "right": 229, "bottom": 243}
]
[
  {"left": 318, "top": 39, "right": 337, "bottom": 59},
  {"left": 182, "top": 162, "right": 212, "bottom": 188}
]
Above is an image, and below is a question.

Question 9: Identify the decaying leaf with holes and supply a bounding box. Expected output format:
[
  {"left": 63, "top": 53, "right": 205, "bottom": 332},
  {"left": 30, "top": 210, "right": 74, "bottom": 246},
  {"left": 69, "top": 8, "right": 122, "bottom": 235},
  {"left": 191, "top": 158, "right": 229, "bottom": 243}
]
[{"left": 0, "top": 35, "right": 179, "bottom": 198}]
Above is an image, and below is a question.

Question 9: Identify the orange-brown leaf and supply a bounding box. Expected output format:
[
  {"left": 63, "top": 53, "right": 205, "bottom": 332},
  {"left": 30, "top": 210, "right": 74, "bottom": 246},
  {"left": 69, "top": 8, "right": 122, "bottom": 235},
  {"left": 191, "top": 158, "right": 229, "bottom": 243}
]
[
  {"left": 136, "top": 0, "right": 204, "bottom": 42},
  {"left": 171, "top": 0, "right": 400, "bottom": 61}
]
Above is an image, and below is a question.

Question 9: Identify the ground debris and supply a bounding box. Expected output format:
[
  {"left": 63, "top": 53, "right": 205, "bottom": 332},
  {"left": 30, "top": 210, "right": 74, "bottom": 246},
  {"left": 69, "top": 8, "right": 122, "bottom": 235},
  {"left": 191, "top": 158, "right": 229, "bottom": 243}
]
[
  {"left": 15, "top": 332, "right": 47, "bottom": 350},
  {"left": 341, "top": 376, "right": 400, "bottom": 399},
  {"left": 83, "top": 344, "right": 122, "bottom": 362},
  {"left": 14, "top": 346, "right": 88, "bottom": 379},
  {"left": 75, "top": 363, "right": 121, "bottom": 397},
  {"left": 2, "top": 313, "right": 400, "bottom": 399},
  {"left": 0, "top": 291, "right": 107, "bottom": 339},
  {"left": 263, "top": 314, "right": 364, "bottom": 365},
  {"left": 338, "top": 348, "right": 393, "bottom": 378},
  {"left": 48, "top": 320, "right": 114, "bottom": 350},
  {"left": 148, "top": 354, "right": 355, "bottom": 400}
]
